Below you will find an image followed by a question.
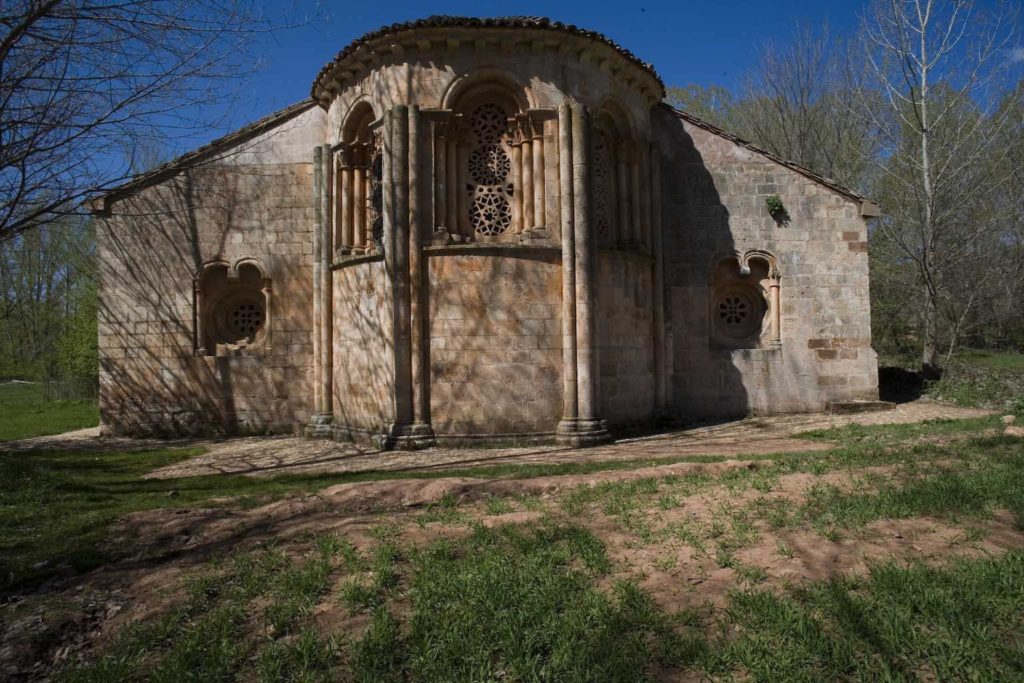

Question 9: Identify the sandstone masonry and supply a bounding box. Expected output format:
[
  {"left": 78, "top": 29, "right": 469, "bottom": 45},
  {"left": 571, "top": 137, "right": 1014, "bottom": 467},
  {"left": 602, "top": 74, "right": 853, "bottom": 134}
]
[{"left": 91, "top": 16, "right": 880, "bottom": 447}]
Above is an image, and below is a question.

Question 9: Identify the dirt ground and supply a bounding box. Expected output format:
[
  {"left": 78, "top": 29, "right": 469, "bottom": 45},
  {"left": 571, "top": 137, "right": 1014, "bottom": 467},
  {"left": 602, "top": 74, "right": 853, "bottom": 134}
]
[
  {"left": 0, "top": 400, "right": 1007, "bottom": 680},
  {"left": 3, "top": 400, "right": 990, "bottom": 479}
]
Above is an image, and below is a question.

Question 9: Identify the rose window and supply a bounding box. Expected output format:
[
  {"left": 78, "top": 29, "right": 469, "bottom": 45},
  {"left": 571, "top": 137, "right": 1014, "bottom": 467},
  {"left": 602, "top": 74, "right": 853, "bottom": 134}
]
[
  {"left": 718, "top": 296, "right": 749, "bottom": 326},
  {"left": 471, "top": 188, "right": 512, "bottom": 236},
  {"left": 466, "top": 103, "right": 513, "bottom": 236},
  {"left": 471, "top": 103, "right": 508, "bottom": 144},
  {"left": 593, "top": 135, "right": 613, "bottom": 239},
  {"left": 713, "top": 286, "right": 764, "bottom": 340},
  {"left": 230, "top": 302, "right": 263, "bottom": 337},
  {"left": 469, "top": 145, "right": 512, "bottom": 185}
]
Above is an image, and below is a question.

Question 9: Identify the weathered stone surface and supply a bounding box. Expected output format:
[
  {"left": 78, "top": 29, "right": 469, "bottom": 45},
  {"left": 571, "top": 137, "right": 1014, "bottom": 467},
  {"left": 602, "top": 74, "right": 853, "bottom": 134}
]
[{"left": 91, "top": 17, "right": 879, "bottom": 445}]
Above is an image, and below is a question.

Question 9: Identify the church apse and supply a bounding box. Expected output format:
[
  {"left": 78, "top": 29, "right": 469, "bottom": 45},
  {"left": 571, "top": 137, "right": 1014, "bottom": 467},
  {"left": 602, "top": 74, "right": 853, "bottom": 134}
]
[{"left": 91, "top": 16, "right": 880, "bottom": 446}]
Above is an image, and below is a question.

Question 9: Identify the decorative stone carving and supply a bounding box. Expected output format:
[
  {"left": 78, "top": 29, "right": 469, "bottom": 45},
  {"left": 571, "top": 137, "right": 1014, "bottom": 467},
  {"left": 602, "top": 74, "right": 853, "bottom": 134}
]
[
  {"left": 466, "top": 103, "right": 513, "bottom": 236},
  {"left": 196, "top": 260, "right": 271, "bottom": 356}
]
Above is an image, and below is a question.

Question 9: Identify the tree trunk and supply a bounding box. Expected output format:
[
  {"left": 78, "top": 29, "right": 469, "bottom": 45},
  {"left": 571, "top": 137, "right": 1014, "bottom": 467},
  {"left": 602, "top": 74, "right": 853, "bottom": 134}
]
[{"left": 921, "top": 282, "right": 942, "bottom": 380}]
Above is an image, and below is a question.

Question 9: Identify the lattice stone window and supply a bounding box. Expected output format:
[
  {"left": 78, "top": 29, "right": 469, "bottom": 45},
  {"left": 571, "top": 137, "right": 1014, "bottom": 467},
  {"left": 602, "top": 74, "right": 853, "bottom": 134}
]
[
  {"left": 196, "top": 261, "right": 270, "bottom": 356},
  {"left": 466, "top": 103, "right": 513, "bottom": 236},
  {"left": 593, "top": 131, "right": 613, "bottom": 241},
  {"left": 369, "top": 132, "right": 384, "bottom": 247},
  {"left": 710, "top": 254, "right": 775, "bottom": 349},
  {"left": 713, "top": 286, "right": 764, "bottom": 340}
]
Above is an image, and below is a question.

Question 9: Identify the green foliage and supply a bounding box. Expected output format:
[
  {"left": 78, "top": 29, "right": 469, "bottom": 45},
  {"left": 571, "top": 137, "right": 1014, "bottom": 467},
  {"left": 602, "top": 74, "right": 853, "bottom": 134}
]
[
  {"left": 765, "top": 194, "right": 785, "bottom": 216},
  {"left": 0, "top": 219, "right": 96, "bottom": 382},
  {"left": 56, "top": 277, "right": 98, "bottom": 381},
  {"left": 928, "top": 352, "right": 1024, "bottom": 410}
]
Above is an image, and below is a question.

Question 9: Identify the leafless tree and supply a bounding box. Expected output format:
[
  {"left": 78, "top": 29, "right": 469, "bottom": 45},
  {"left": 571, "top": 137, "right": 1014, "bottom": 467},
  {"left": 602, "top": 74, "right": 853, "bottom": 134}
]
[
  {"left": 0, "top": 0, "right": 317, "bottom": 242},
  {"left": 733, "top": 25, "right": 882, "bottom": 190},
  {"left": 668, "top": 26, "right": 882, "bottom": 193},
  {"left": 855, "top": 0, "right": 1022, "bottom": 376}
]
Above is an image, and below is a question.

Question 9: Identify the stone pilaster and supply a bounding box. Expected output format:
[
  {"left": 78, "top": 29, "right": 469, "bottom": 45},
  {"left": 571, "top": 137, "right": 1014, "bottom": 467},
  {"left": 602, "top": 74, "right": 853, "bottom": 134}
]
[
  {"left": 650, "top": 143, "right": 669, "bottom": 418},
  {"left": 404, "top": 105, "right": 435, "bottom": 447},
  {"left": 556, "top": 103, "right": 578, "bottom": 443},
  {"left": 306, "top": 145, "right": 333, "bottom": 438},
  {"left": 560, "top": 103, "right": 609, "bottom": 446}
]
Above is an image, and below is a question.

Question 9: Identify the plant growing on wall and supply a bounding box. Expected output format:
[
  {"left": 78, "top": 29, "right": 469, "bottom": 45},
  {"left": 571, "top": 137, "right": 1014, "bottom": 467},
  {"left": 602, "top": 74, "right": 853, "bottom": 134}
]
[{"left": 765, "top": 194, "right": 785, "bottom": 217}]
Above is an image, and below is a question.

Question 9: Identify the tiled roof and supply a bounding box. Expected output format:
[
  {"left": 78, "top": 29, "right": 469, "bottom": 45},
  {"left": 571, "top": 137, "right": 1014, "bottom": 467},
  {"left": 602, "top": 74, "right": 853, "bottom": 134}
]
[
  {"left": 90, "top": 100, "right": 316, "bottom": 210},
  {"left": 312, "top": 15, "right": 664, "bottom": 101}
]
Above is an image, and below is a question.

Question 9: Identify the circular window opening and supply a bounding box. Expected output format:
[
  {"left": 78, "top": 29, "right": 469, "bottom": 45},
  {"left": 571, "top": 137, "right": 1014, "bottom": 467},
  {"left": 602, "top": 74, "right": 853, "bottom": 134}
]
[
  {"left": 714, "top": 286, "right": 765, "bottom": 340},
  {"left": 208, "top": 291, "right": 266, "bottom": 346},
  {"left": 229, "top": 301, "right": 263, "bottom": 338}
]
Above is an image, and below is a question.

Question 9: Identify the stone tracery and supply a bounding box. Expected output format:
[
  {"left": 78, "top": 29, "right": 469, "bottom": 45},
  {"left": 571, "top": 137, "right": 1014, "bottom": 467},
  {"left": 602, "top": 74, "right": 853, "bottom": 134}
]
[{"left": 466, "top": 103, "right": 513, "bottom": 236}]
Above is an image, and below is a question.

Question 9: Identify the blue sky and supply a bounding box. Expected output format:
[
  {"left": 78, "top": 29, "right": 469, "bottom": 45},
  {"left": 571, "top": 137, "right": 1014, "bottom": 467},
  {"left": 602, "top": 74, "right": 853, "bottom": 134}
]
[
  {"left": 203, "top": 0, "right": 1020, "bottom": 148},
  {"left": 238, "top": 0, "right": 866, "bottom": 117}
]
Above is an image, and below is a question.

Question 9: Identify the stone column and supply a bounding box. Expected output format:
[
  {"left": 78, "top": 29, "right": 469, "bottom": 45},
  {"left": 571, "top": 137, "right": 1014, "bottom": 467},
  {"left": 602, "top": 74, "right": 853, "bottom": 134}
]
[
  {"left": 406, "top": 105, "right": 434, "bottom": 446},
  {"left": 630, "top": 144, "right": 642, "bottom": 244},
  {"left": 531, "top": 116, "right": 545, "bottom": 230},
  {"left": 306, "top": 145, "right": 332, "bottom": 437},
  {"left": 770, "top": 276, "right": 782, "bottom": 346},
  {"left": 338, "top": 144, "right": 353, "bottom": 252},
  {"left": 521, "top": 131, "right": 534, "bottom": 233},
  {"left": 435, "top": 122, "right": 448, "bottom": 232},
  {"left": 352, "top": 148, "right": 365, "bottom": 252},
  {"left": 456, "top": 129, "right": 469, "bottom": 237},
  {"left": 194, "top": 280, "right": 206, "bottom": 356},
  {"left": 511, "top": 128, "right": 523, "bottom": 233},
  {"left": 650, "top": 143, "right": 668, "bottom": 416},
  {"left": 556, "top": 104, "right": 578, "bottom": 444},
  {"left": 319, "top": 143, "right": 334, "bottom": 418},
  {"left": 446, "top": 135, "right": 458, "bottom": 235},
  {"left": 390, "top": 106, "right": 413, "bottom": 435},
  {"left": 569, "top": 103, "right": 609, "bottom": 446},
  {"left": 311, "top": 146, "right": 322, "bottom": 413}
]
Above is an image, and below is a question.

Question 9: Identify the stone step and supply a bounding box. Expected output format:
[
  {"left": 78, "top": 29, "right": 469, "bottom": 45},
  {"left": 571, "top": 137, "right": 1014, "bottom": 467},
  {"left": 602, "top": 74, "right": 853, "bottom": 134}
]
[{"left": 826, "top": 400, "right": 896, "bottom": 415}]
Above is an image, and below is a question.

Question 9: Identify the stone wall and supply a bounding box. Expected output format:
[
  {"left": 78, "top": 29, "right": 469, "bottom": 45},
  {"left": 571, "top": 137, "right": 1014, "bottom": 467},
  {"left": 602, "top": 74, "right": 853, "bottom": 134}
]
[
  {"left": 654, "top": 107, "right": 878, "bottom": 418},
  {"left": 331, "top": 259, "right": 395, "bottom": 432},
  {"left": 95, "top": 106, "right": 324, "bottom": 435},
  {"left": 426, "top": 248, "right": 563, "bottom": 437},
  {"left": 596, "top": 251, "right": 656, "bottom": 427}
]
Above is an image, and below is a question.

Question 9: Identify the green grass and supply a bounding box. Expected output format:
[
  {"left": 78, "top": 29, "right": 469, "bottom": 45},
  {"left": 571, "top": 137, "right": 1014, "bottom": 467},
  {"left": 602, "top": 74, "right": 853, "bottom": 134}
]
[
  {"left": 707, "top": 551, "right": 1024, "bottom": 680},
  {"left": 48, "top": 413, "right": 1024, "bottom": 682},
  {"left": 0, "top": 435, "right": 835, "bottom": 593},
  {"left": 65, "top": 522, "right": 1024, "bottom": 682},
  {"left": 63, "top": 541, "right": 342, "bottom": 682},
  {"left": 0, "top": 382, "right": 98, "bottom": 441},
  {"left": 955, "top": 349, "right": 1024, "bottom": 371},
  {"left": 798, "top": 435, "right": 1024, "bottom": 530},
  {"left": 349, "top": 523, "right": 680, "bottom": 682}
]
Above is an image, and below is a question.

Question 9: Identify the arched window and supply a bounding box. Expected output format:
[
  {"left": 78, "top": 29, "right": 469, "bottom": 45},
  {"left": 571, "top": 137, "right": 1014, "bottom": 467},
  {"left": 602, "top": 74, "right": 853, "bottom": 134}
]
[
  {"left": 710, "top": 252, "right": 779, "bottom": 349},
  {"left": 195, "top": 261, "right": 271, "bottom": 356},
  {"left": 466, "top": 102, "right": 514, "bottom": 236},
  {"left": 437, "top": 77, "right": 530, "bottom": 243},
  {"left": 336, "top": 103, "right": 378, "bottom": 254},
  {"left": 593, "top": 105, "right": 636, "bottom": 248}
]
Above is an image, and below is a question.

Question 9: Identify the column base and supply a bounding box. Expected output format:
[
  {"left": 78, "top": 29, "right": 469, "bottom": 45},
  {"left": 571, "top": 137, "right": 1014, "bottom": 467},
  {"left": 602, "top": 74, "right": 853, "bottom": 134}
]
[
  {"left": 389, "top": 422, "right": 436, "bottom": 450},
  {"left": 304, "top": 413, "right": 334, "bottom": 439},
  {"left": 555, "top": 417, "right": 611, "bottom": 448}
]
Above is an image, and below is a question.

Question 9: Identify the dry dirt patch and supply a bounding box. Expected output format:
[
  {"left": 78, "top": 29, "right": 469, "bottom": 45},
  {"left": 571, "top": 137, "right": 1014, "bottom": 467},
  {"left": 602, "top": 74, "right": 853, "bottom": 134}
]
[{"left": 0, "top": 399, "right": 985, "bottom": 477}]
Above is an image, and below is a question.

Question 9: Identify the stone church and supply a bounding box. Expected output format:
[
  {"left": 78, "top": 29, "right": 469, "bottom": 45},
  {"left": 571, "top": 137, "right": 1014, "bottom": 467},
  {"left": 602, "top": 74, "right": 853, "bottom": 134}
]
[{"left": 90, "top": 16, "right": 880, "bottom": 448}]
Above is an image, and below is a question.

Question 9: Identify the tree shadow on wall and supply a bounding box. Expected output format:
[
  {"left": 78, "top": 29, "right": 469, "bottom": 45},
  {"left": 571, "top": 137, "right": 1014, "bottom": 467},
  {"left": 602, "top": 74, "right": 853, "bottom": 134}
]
[
  {"left": 650, "top": 106, "right": 750, "bottom": 422},
  {"left": 98, "top": 160, "right": 314, "bottom": 437}
]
